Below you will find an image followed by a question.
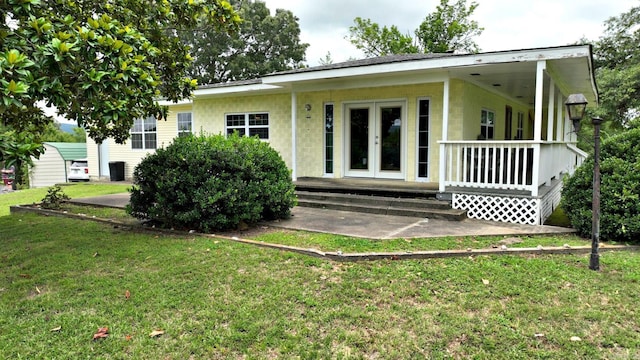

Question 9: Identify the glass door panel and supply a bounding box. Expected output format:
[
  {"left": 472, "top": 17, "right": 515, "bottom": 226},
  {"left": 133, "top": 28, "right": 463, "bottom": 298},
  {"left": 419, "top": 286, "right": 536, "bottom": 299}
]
[
  {"left": 349, "top": 107, "right": 370, "bottom": 170},
  {"left": 379, "top": 106, "right": 402, "bottom": 172}
]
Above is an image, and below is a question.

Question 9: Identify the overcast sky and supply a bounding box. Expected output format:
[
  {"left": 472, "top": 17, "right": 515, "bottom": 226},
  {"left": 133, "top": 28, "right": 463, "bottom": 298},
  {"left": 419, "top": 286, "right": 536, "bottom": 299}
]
[{"left": 262, "top": 0, "right": 637, "bottom": 65}]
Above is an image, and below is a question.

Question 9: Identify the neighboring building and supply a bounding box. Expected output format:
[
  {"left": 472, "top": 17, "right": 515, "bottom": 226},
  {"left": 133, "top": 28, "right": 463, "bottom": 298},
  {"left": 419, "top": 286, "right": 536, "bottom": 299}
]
[
  {"left": 87, "top": 45, "right": 596, "bottom": 225},
  {"left": 30, "top": 142, "right": 87, "bottom": 188}
]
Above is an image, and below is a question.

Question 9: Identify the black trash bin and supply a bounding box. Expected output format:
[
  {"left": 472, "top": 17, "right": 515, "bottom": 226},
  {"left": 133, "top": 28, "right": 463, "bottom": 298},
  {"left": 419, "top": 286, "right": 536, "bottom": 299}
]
[{"left": 108, "top": 161, "right": 125, "bottom": 181}]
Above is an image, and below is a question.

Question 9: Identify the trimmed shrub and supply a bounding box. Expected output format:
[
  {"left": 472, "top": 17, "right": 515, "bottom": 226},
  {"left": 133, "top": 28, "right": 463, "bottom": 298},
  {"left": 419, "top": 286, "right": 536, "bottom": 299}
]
[
  {"left": 127, "top": 133, "right": 296, "bottom": 232},
  {"left": 562, "top": 128, "right": 640, "bottom": 243}
]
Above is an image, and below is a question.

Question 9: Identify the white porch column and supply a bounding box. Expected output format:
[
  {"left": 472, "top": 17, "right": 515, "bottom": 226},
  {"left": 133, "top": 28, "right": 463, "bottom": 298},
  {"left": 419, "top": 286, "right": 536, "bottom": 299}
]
[
  {"left": 547, "top": 79, "right": 555, "bottom": 141},
  {"left": 438, "top": 79, "right": 450, "bottom": 192},
  {"left": 544, "top": 80, "right": 555, "bottom": 186},
  {"left": 291, "top": 92, "right": 297, "bottom": 181},
  {"left": 531, "top": 60, "right": 546, "bottom": 197},
  {"left": 556, "top": 92, "right": 564, "bottom": 142}
]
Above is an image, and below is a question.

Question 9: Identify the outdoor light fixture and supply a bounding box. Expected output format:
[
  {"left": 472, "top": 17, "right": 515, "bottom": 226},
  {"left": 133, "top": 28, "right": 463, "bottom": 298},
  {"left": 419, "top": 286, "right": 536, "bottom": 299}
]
[
  {"left": 304, "top": 104, "right": 312, "bottom": 111},
  {"left": 565, "top": 93, "right": 588, "bottom": 133},
  {"left": 565, "top": 93, "right": 603, "bottom": 271}
]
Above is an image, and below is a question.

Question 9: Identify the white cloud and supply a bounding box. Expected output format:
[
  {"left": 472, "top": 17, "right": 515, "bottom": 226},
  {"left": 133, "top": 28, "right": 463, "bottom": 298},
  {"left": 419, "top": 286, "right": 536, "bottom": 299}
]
[{"left": 262, "top": 0, "right": 637, "bottom": 65}]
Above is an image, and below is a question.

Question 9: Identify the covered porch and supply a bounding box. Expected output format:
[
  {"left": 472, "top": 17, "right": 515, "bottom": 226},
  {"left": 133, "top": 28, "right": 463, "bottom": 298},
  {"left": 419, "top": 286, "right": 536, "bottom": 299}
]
[{"left": 436, "top": 55, "right": 594, "bottom": 225}]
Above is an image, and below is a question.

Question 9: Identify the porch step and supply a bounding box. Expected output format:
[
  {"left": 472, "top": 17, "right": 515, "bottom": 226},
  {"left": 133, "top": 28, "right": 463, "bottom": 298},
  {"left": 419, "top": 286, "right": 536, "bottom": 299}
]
[
  {"left": 295, "top": 191, "right": 467, "bottom": 221},
  {"left": 295, "top": 179, "right": 438, "bottom": 199}
]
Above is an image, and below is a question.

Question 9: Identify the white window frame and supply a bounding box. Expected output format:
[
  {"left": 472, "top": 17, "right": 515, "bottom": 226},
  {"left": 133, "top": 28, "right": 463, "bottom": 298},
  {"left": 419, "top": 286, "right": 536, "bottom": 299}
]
[
  {"left": 225, "top": 112, "right": 270, "bottom": 140},
  {"left": 416, "top": 97, "right": 431, "bottom": 181},
  {"left": 131, "top": 116, "right": 157, "bottom": 150},
  {"left": 177, "top": 112, "right": 193, "bottom": 137},
  {"left": 480, "top": 109, "right": 495, "bottom": 140}
]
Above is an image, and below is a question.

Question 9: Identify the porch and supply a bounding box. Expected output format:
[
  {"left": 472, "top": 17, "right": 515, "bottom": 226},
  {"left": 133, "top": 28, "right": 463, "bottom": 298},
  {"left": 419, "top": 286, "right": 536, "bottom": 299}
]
[
  {"left": 439, "top": 140, "right": 587, "bottom": 196},
  {"left": 438, "top": 140, "right": 587, "bottom": 225}
]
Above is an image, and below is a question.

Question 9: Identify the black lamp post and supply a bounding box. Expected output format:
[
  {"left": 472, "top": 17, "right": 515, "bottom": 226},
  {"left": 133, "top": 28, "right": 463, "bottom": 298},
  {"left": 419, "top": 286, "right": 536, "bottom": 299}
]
[{"left": 565, "top": 93, "right": 601, "bottom": 271}]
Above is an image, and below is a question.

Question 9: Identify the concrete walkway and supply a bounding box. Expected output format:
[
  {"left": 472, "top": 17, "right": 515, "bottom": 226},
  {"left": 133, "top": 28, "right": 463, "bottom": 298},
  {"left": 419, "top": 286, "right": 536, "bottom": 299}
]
[{"left": 70, "top": 193, "right": 576, "bottom": 239}]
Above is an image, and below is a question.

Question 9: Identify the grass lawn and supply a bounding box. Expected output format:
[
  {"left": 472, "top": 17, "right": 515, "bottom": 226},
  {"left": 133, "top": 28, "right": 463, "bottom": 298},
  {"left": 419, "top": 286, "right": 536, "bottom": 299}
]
[
  {"left": 1, "top": 209, "right": 639, "bottom": 359},
  {"left": 0, "top": 183, "right": 130, "bottom": 217}
]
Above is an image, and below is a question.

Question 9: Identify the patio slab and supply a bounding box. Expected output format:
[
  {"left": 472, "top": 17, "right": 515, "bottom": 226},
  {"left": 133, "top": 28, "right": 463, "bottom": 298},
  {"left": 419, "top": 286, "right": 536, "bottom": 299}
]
[{"left": 70, "top": 193, "right": 575, "bottom": 239}]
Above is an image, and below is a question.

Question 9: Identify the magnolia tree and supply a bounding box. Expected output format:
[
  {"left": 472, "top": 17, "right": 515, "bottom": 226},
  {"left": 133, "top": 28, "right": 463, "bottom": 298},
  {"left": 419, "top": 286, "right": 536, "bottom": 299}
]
[{"left": 0, "top": 0, "right": 239, "bottom": 146}]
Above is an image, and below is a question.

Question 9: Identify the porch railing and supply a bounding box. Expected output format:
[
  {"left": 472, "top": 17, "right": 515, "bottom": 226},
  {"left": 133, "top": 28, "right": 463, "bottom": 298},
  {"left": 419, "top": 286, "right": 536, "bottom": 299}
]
[{"left": 440, "top": 141, "right": 587, "bottom": 196}]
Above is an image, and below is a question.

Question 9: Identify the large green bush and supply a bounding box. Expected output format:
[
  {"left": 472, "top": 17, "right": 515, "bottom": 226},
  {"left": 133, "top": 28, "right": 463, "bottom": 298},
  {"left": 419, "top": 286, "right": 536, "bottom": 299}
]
[
  {"left": 562, "top": 128, "right": 640, "bottom": 243},
  {"left": 128, "top": 133, "right": 296, "bottom": 232}
]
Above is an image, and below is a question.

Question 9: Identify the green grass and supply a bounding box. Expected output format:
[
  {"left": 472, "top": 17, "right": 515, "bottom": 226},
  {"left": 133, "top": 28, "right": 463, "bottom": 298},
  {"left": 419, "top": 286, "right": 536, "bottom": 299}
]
[
  {"left": 252, "top": 231, "right": 594, "bottom": 252},
  {"left": 0, "top": 183, "right": 130, "bottom": 216},
  {"left": 1, "top": 212, "right": 639, "bottom": 359},
  {"left": 544, "top": 206, "right": 573, "bottom": 228}
]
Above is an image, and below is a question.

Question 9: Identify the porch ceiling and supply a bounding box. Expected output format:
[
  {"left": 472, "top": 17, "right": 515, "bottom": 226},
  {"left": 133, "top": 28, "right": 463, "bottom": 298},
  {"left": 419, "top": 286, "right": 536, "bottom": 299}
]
[{"left": 448, "top": 57, "right": 597, "bottom": 107}]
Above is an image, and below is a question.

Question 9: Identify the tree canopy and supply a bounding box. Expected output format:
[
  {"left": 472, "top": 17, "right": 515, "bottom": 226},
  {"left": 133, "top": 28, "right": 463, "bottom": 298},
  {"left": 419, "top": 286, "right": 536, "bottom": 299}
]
[
  {"left": 592, "top": 5, "right": 640, "bottom": 127},
  {"left": 347, "top": 0, "right": 483, "bottom": 57},
  {"left": 182, "top": 0, "right": 308, "bottom": 84},
  {"left": 0, "top": 0, "right": 240, "bottom": 145}
]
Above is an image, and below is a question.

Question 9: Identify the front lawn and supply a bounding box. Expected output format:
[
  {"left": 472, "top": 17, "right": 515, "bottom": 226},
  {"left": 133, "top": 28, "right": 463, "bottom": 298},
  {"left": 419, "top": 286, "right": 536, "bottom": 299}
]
[
  {"left": 1, "top": 212, "right": 638, "bottom": 359},
  {"left": 0, "top": 183, "right": 130, "bottom": 216}
]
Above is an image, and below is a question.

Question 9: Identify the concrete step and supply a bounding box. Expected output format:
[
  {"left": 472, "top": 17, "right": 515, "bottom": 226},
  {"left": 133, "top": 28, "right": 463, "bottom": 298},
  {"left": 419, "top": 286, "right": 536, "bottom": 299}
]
[
  {"left": 295, "top": 191, "right": 467, "bottom": 221},
  {"left": 295, "top": 182, "right": 438, "bottom": 199},
  {"left": 296, "top": 191, "right": 451, "bottom": 210}
]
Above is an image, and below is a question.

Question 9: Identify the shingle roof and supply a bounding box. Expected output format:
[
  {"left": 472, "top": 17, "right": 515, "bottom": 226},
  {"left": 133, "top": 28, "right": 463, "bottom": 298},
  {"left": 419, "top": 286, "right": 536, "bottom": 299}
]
[
  {"left": 268, "top": 53, "right": 455, "bottom": 76},
  {"left": 195, "top": 53, "right": 455, "bottom": 89},
  {"left": 198, "top": 78, "right": 262, "bottom": 90}
]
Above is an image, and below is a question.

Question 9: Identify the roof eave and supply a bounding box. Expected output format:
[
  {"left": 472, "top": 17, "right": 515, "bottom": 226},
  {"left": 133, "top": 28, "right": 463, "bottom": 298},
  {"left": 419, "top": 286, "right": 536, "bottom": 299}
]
[{"left": 263, "top": 45, "right": 594, "bottom": 85}]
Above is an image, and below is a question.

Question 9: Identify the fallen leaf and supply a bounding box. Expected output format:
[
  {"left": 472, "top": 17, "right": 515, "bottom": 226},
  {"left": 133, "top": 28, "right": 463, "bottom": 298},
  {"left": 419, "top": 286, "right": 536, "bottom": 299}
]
[
  {"left": 534, "top": 333, "right": 544, "bottom": 338},
  {"left": 125, "top": 290, "right": 130, "bottom": 300},
  {"left": 93, "top": 252, "right": 99, "bottom": 257},
  {"left": 125, "top": 335, "right": 132, "bottom": 341},
  {"left": 482, "top": 279, "right": 490, "bottom": 285},
  {"left": 149, "top": 329, "right": 164, "bottom": 338},
  {"left": 35, "top": 286, "right": 41, "bottom": 294},
  {"left": 570, "top": 336, "right": 582, "bottom": 342},
  {"left": 50, "top": 326, "right": 62, "bottom": 332},
  {"left": 93, "top": 327, "right": 109, "bottom": 340}
]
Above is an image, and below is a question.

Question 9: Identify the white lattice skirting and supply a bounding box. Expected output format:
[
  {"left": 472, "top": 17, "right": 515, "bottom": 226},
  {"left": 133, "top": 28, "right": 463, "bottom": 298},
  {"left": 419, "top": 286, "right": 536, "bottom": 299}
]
[{"left": 453, "top": 193, "right": 541, "bottom": 225}]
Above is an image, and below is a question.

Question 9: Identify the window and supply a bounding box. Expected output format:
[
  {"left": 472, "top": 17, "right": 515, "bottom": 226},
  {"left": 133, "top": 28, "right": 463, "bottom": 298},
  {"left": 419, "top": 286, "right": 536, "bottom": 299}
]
[
  {"left": 480, "top": 109, "right": 495, "bottom": 140},
  {"left": 324, "top": 103, "right": 334, "bottom": 174},
  {"left": 417, "top": 98, "right": 430, "bottom": 179},
  {"left": 225, "top": 112, "right": 269, "bottom": 139},
  {"left": 131, "top": 116, "right": 157, "bottom": 150},
  {"left": 516, "top": 112, "right": 524, "bottom": 139},
  {"left": 177, "top": 112, "right": 192, "bottom": 137}
]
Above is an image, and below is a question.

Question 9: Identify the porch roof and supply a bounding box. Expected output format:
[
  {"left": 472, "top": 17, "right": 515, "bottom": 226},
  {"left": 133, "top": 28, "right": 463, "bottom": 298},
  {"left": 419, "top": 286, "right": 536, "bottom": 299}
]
[{"left": 190, "top": 45, "right": 598, "bottom": 107}]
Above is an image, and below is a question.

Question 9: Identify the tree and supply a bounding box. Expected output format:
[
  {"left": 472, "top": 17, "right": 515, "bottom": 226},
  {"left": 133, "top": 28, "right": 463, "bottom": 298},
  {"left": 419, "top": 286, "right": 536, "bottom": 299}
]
[
  {"left": 591, "top": 5, "right": 640, "bottom": 127},
  {"left": 181, "top": 0, "right": 308, "bottom": 84},
  {"left": 415, "top": 0, "right": 483, "bottom": 53},
  {"left": 0, "top": 0, "right": 239, "bottom": 145},
  {"left": 347, "top": 0, "right": 483, "bottom": 57},
  {"left": 318, "top": 51, "right": 334, "bottom": 66},
  {"left": 347, "top": 17, "right": 418, "bottom": 57},
  {"left": 41, "top": 123, "right": 87, "bottom": 143}
]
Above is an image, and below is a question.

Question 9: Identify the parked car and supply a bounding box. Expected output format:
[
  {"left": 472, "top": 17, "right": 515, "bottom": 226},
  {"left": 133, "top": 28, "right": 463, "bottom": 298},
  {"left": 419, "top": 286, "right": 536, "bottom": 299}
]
[{"left": 68, "top": 159, "right": 89, "bottom": 182}]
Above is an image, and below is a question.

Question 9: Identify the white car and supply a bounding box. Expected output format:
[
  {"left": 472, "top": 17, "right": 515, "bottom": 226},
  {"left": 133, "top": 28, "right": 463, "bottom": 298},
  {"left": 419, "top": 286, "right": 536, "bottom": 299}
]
[{"left": 68, "top": 159, "right": 90, "bottom": 182}]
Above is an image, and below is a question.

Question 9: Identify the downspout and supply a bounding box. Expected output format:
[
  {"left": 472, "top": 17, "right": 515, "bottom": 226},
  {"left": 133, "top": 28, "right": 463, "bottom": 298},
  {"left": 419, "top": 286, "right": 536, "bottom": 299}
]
[
  {"left": 291, "top": 92, "right": 297, "bottom": 181},
  {"left": 438, "top": 78, "right": 450, "bottom": 193}
]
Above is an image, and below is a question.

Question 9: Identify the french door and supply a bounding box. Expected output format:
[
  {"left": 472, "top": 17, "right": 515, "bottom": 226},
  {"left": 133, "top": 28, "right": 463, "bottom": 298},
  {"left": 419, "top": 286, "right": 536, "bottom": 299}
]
[{"left": 344, "top": 102, "right": 405, "bottom": 179}]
